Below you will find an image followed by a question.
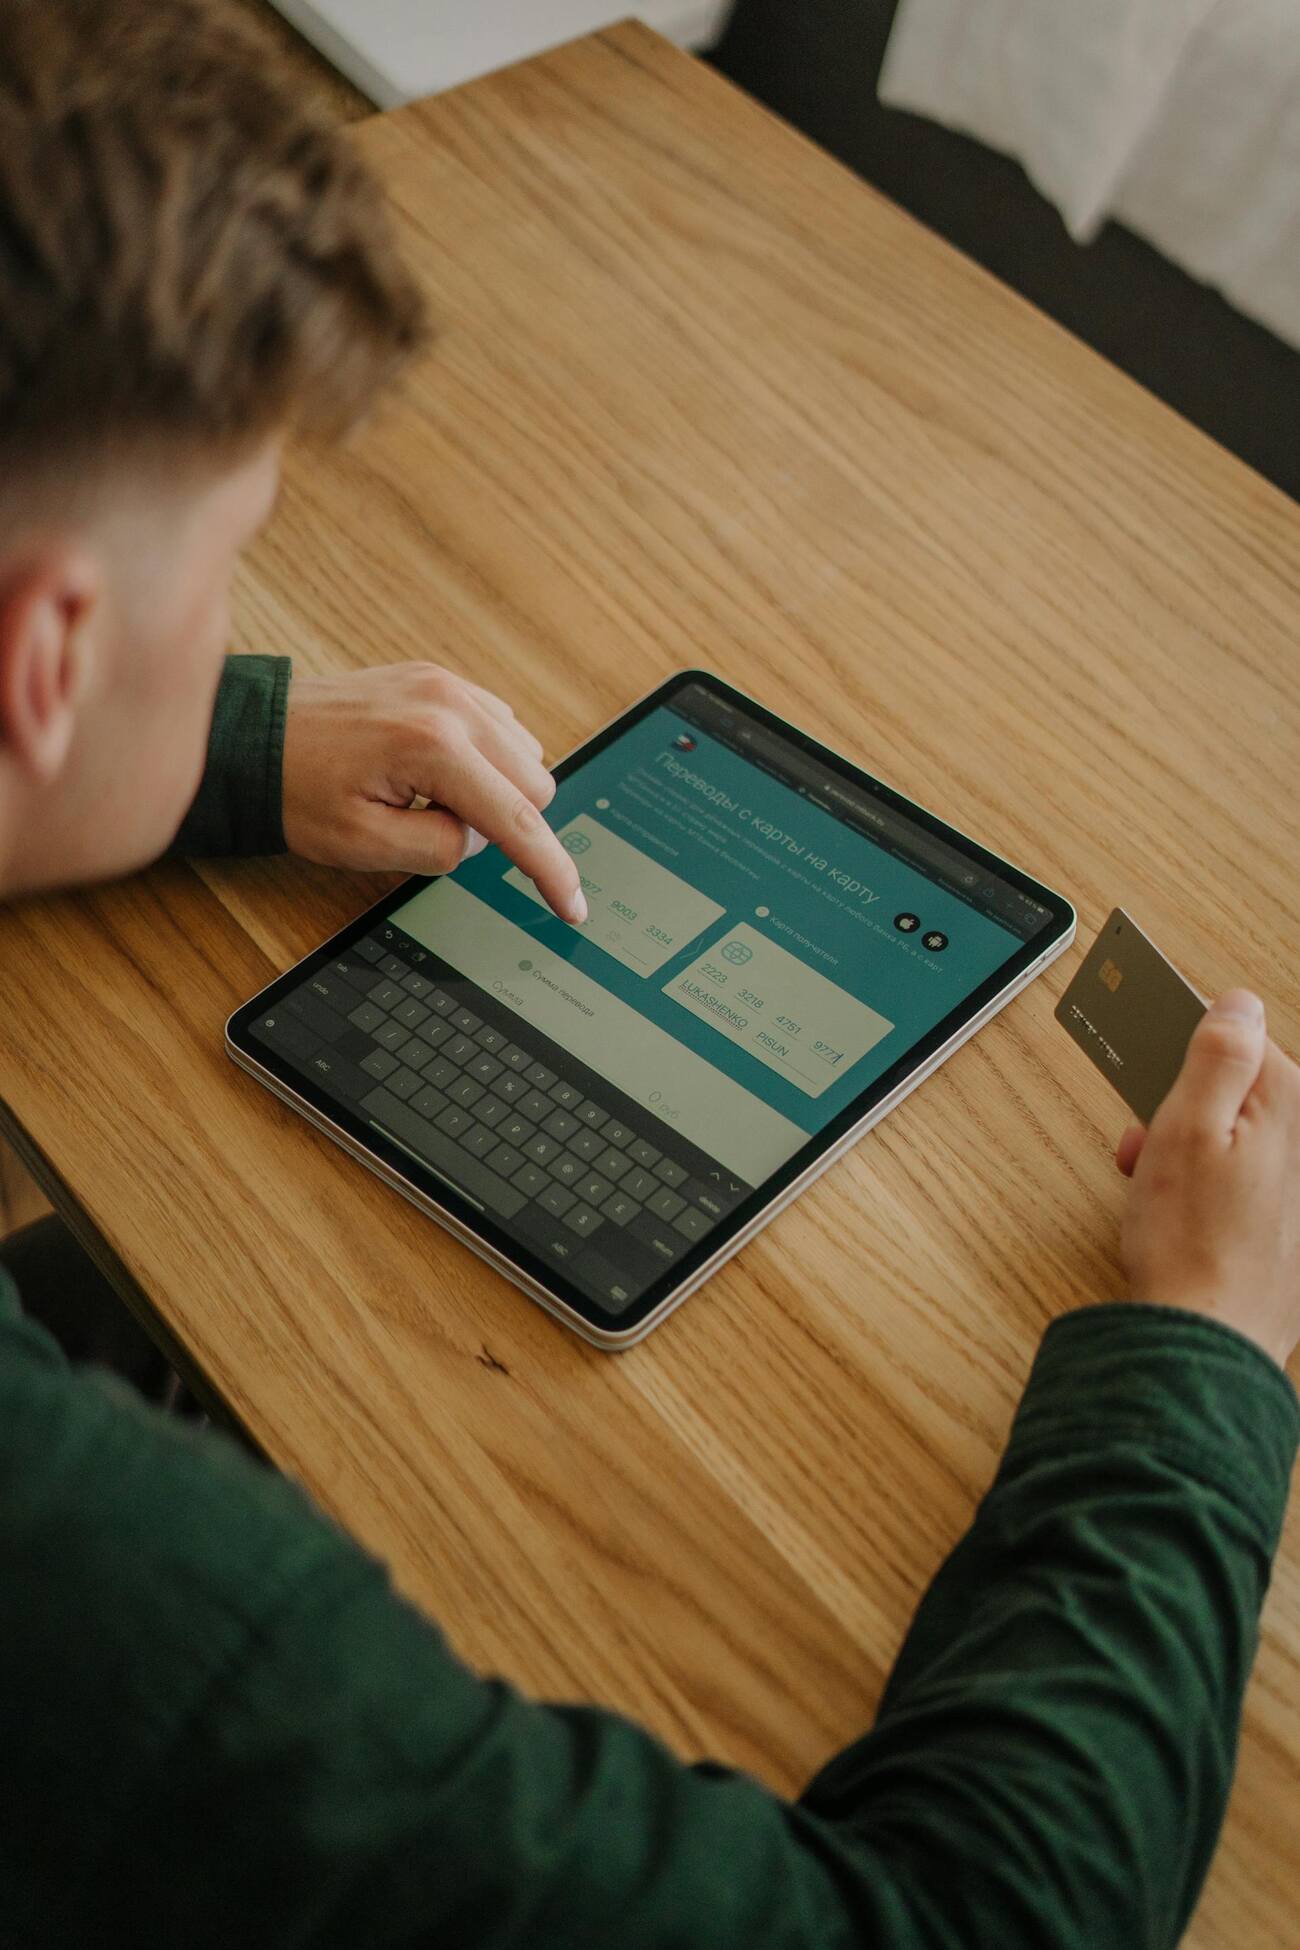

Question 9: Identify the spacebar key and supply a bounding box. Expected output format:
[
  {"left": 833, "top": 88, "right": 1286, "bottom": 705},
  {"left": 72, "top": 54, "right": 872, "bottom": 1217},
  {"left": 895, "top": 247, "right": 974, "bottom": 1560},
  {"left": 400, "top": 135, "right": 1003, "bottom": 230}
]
[{"left": 361, "top": 1089, "right": 528, "bottom": 1219}]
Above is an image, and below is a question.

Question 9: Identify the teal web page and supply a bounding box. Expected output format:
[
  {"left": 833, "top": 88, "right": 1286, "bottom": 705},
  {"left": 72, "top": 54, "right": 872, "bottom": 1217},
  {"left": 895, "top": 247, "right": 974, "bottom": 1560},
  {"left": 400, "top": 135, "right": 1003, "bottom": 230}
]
[{"left": 392, "top": 705, "right": 1023, "bottom": 1156}]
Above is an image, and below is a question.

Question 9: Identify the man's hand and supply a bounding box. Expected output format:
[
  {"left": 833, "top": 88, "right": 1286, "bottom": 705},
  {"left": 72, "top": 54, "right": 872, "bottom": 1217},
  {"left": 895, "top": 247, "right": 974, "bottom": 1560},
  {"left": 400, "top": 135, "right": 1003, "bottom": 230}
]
[
  {"left": 281, "top": 663, "right": 587, "bottom": 924},
  {"left": 1117, "top": 989, "right": 1300, "bottom": 1369}
]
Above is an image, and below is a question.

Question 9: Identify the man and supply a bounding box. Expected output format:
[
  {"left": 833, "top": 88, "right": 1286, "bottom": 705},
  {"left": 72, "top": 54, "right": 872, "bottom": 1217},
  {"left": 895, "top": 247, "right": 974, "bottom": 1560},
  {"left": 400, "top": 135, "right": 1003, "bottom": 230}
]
[{"left": 0, "top": 4, "right": 1296, "bottom": 1945}]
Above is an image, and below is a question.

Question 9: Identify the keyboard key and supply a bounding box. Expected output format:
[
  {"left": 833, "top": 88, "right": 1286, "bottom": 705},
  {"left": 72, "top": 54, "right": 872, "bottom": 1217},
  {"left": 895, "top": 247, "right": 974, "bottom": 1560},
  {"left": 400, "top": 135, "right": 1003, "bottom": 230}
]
[
  {"left": 547, "top": 1153, "right": 583, "bottom": 1187},
  {"left": 305, "top": 971, "right": 357, "bottom": 1014},
  {"left": 524, "top": 1132, "right": 560, "bottom": 1166},
  {"left": 467, "top": 1052, "right": 504, "bottom": 1086},
  {"left": 379, "top": 954, "right": 407, "bottom": 979},
  {"left": 286, "top": 990, "right": 349, "bottom": 1044},
  {"left": 496, "top": 1073, "right": 528, "bottom": 1103},
  {"left": 571, "top": 1250, "right": 639, "bottom": 1314},
  {"left": 575, "top": 1172, "right": 613, "bottom": 1208},
  {"left": 575, "top": 1102, "right": 608, "bottom": 1130},
  {"left": 563, "top": 1203, "right": 603, "bottom": 1238},
  {"left": 335, "top": 1027, "right": 378, "bottom": 1063},
  {"left": 672, "top": 1206, "right": 712, "bottom": 1243},
  {"left": 654, "top": 1157, "right": 688, "bottom": 1190},
  {"left": 450, "top": 1006, "right": 481, "bottom": 1035},
  {"left": 449, "top": 1076, "right": 485, "bottom": 1110},
  {"left": 476, "top": 1095, "right": 510, "bottom": 1129},
  {"left": 543, "top": 1108, "right": 579, "bottom": 1144},
  {"left": 538, "top": 1182, "right": 577, "bottom": 1218},
  {"left": 414, "top": 1017, "right": 453, "bottom": 1052},
  {"left": 647, "top": 1185, "right": 685, "bottom": 1222},
  {"left": 397, "top": 1037, "right": 431, "bottom": 1069},
  {"left": 519, "top": 1090, "right": 552, "bottom": 1125},
  {"left": 524, "top": 1061, "right": 556, "bottom": 1091},
  {"left": 361, "top": 1047, "right": 401, "bottom": 1081},
  {"left": 444, "top": 1034, "right": 477, "bottom": 1066},
  {"left": 372, "top": 1020, "right": 409, "bottom": 1052},
  {"left": 630, "top": 1210, "right": 686, "bottom": 1264},
  {"left": 401, "top": 972, "right": 435, "bottom": 999},
  {"left": 500, "top": 1043, "right": 531, "bottom": 1071},
  {"left": 347, "top": 999, "right": 387, "bottom": 1035},
  {"left": 392, "top": 997, "right": 430, "bottom": 1030},
  {"left": 594, "top": 1148, "right": 632, "bottom": 1183},
  {"left": 523, "top": 1225, "right": 580, "bottom": 1269},
  {"left": 511, "top": 1162, "right": 549, "bottom": 1199},
  {"left": 500, "top": 1113, "right": 536, "bottom": 1148},
  {"left": 331, "top": 956, "right": 382, "bottom": 992},
  {"left": 621, "top": 1166, "right": 657, "bottom": 1203},
  {"left": 485, "top": 1143, "right": 525, "bottom": 1179},
  {"left": 475, "top": 1025, "right": 507, "bottom": 1054},
  {"left": 601, "top": 1190, "right": 641, "bottom": 1227},
  {"left": 411, "top": 1085, "right": 448, "bottom": 1120},
  {"left": 360, "top": 1088, "right": 527, "bottom": 1219},
  {"left": 568, "top": 1128, "right": 605, "bottom": 1164},
  {"left": 430, "top": 989, "right": 456, "bottom": 1016},
  {"left": 386, "top": 1066, "right": 424, "bottom": 1101},
  {"left": 368, "top": 980, "right": 405, "bottom": 1012},
  {"left": 435, "top": 1104, "right": 473, "bottom": 1139},
  {"left": 549, "top": 1081, "right": 583, "bottom": 1110},
  {"left": 354, "top": 937, "right": 384, "bottom": 963},
  {"left": 602, "top": 1120, "right": 633, "bottom": 1148},
  {"left": 425, "top": 1056, "right": 459, "bottom": 1092},
  {"left": 462, "top": 1123, "right": 498, "bottom": 1160},
  {"left": 252, "top": 1011, "right": 317, "bottom": 1062},
  {"left": 626, "top": 1138, "right": 661, "bottom": 1170},
  {"left": 303, "top": 1049, "right": 372, "bottom": 1102},
  {"left": 683, "top": 1178, "right": 744, "bottom": 1219}
]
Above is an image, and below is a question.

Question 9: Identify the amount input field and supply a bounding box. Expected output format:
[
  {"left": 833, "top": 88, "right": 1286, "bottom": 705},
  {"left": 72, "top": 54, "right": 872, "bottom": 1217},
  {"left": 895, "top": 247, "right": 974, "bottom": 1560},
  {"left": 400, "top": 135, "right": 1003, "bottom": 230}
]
[
  {"left": 664, "top": 924, "right": 894, "bottom": 1097},
  {"left": 504, "top": 814, "right": 724, "bottom": 976}
]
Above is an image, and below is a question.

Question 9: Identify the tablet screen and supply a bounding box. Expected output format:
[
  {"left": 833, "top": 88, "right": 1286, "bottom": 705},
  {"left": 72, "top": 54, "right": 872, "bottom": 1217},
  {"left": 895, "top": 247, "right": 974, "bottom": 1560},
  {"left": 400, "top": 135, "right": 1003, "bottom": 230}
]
[{"left": 319, "top": 675, "right": 1062, "bottom": 1317}]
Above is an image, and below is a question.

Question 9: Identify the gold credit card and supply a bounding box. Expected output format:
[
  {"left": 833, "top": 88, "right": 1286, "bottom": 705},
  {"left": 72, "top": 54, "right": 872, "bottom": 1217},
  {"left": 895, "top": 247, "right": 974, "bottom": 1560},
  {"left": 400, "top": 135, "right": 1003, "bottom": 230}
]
[{"left": 1055, "top": 908, "right": 1206, "bottom": 1123}]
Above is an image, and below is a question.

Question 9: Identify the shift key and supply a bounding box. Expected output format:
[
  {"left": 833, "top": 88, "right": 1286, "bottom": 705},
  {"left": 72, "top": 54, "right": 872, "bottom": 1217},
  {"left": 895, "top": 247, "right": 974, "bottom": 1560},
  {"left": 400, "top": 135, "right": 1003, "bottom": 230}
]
[{"left": 361, "top": 1088, "right": 527, "bottom": 1219}]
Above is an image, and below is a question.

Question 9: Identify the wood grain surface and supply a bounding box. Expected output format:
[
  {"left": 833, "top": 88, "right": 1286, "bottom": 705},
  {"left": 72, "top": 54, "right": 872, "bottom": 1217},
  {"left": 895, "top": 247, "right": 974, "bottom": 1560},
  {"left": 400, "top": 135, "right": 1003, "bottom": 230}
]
[{"left": 1, "top": 24, "right": 1298, "bottom": 1942}]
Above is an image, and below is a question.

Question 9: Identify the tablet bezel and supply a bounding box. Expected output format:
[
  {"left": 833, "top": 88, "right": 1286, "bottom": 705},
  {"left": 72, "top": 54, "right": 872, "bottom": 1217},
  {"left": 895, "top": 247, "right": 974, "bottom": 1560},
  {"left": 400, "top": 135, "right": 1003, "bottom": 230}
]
[{"left": 226, "top": 670, "right": 1076, "bottom": 1347}]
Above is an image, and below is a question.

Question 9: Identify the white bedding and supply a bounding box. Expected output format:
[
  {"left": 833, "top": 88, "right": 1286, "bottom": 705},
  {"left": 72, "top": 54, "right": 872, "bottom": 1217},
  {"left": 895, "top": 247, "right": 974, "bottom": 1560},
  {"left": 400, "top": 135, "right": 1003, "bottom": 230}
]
[{"left": 880, "top": 0, "right": 1300, "bottom": 351}]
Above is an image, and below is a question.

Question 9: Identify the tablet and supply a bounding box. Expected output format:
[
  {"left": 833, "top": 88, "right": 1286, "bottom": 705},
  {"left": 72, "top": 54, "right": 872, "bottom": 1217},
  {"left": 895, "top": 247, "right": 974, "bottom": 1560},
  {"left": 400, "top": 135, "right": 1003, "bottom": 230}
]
[{"left": 227, "top": 672, "right": 1075, "bottom": 1348}]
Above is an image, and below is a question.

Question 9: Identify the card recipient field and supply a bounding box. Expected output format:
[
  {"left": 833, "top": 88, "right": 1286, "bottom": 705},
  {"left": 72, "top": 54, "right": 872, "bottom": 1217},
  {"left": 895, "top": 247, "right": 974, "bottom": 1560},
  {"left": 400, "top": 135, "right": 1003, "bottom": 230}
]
[{"left": 665, "top": 925, "right": 894, "bottom": 1097}]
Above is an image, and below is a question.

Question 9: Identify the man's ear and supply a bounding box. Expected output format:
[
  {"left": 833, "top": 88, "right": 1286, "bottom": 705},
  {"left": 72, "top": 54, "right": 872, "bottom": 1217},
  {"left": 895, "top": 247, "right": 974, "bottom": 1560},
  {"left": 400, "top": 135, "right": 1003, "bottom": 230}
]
[{"left": 0, "top": 545, "right": 100, "bottom": 785}]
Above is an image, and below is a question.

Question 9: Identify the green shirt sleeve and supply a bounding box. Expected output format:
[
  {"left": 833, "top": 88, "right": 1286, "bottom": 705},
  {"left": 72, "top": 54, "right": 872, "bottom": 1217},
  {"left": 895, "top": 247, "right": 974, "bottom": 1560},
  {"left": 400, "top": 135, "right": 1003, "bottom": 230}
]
[
  {"left": 0, "top": 1280, "right": 1294, "bottom": 1949},
  {"left": 168, "top": 653, "right": 291, "bottom": 857}
]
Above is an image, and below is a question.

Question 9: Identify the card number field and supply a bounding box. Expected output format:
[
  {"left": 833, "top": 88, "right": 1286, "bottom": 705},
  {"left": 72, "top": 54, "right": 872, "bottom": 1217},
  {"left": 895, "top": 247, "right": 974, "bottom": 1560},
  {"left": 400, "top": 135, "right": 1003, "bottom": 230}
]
[
  {"left": 504, "top": 815, "right": 724, "bottom": 976},
  {"left": 664, "top": 924, "right": 894, "bottom": 1097}
]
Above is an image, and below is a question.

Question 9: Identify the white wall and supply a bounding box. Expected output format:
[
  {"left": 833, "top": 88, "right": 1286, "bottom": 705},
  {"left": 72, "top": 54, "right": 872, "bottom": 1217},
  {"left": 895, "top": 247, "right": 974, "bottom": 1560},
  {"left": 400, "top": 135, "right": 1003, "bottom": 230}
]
[{"left": 272, "top": 2, "right": 736, "bottom": 109}]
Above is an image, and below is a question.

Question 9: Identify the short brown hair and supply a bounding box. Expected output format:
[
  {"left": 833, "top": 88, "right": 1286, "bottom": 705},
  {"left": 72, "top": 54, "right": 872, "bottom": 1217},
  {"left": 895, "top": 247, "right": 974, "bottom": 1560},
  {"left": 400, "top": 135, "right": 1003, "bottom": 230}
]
[{"left": 0, "top": 0, "right": 427, "bottom": 470}]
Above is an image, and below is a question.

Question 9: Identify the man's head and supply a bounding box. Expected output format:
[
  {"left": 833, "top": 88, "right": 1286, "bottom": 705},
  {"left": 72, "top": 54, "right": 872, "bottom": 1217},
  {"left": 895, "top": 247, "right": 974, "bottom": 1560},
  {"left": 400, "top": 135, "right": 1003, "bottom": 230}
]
[{"left": 0, "top": 0, "right": 426, "bottom": 896}]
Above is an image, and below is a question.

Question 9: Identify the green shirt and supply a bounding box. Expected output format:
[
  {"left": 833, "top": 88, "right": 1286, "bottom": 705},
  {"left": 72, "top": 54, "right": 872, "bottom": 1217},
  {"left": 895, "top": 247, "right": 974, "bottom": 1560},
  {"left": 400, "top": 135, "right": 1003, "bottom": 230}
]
[{"left": 1, "top": 655, "right": 1296, "bottom": 1948}]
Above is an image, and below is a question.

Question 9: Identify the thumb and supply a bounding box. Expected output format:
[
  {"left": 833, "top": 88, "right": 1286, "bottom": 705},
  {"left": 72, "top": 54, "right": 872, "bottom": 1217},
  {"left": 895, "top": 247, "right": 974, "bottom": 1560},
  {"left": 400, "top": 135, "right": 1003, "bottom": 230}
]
[
  {"left": 1115, "top": 1122, "right": 1147, "bottom": 1176},
  {"left": 1165, "top": 989, "right": 1267, "bottom": 1140}
]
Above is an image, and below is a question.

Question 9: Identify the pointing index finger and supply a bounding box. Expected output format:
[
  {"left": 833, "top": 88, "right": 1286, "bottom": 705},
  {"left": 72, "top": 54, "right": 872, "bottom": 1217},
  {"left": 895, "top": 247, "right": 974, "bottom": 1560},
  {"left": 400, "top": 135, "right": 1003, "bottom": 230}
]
[{"left": 441, "top": 743, "right": 587, "bottom": 924}]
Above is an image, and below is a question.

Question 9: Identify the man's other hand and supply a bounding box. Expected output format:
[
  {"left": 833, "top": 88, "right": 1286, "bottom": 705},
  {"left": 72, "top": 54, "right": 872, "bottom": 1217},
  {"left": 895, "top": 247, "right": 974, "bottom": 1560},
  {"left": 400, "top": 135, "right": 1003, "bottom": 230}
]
[
  {"left": 1117, "top": 989, "right": 1300, "bottom": 1370},
  {"left": 281, "top": 663, "right": 587, "bottom": 924}
]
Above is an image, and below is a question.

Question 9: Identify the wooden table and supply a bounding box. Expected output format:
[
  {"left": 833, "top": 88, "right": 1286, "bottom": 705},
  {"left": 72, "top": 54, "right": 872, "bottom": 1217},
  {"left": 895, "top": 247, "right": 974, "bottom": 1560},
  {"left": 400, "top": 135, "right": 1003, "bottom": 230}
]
[{"left": 2, "top": 24, "right": 1298, "bottom": 1944}]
